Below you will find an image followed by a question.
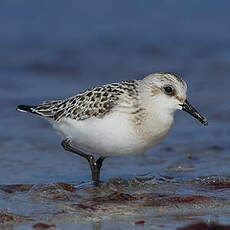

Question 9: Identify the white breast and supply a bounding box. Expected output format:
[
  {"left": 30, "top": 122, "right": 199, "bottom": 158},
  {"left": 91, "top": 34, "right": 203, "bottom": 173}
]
[{"left": 51, "top": 108, "right": 173, "bottom": 157}]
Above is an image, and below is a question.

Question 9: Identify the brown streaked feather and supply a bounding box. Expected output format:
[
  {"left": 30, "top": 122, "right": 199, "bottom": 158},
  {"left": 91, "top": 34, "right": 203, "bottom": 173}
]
[{"left": 30, "top": 80, "right": 140, "bottom": 122}]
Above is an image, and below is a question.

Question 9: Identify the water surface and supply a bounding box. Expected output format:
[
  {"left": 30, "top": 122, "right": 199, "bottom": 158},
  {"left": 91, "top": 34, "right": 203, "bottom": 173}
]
[{"left": 0, "top": 1, "right": 230, "bottom": 229}]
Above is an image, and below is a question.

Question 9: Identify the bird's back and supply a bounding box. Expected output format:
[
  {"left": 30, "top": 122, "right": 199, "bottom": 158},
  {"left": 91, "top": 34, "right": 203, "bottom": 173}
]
[{"left": 17, "top": 80, "right": 140, "bottom": 122}]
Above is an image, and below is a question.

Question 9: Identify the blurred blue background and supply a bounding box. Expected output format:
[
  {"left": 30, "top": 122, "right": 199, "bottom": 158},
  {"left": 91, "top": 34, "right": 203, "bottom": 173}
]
[{"left": 0, "top": 0, "right": 229, "bottom": 184}]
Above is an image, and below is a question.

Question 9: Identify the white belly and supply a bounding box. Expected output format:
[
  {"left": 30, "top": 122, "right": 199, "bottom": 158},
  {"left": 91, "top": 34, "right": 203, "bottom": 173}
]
[{"left": 51, "top": 111, "right": 173, "bottom": 157}]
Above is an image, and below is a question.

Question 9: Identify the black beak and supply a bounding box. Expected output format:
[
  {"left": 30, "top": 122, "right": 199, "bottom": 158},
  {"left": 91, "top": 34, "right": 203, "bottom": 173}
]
[{"left": 180, "top": 99, "right": 208, "bottom": 126}]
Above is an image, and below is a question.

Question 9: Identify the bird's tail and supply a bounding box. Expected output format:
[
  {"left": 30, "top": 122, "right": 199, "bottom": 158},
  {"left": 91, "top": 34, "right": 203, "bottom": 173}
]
[{"left": 16, "top": 105, "right": 40, "bottom": 115}]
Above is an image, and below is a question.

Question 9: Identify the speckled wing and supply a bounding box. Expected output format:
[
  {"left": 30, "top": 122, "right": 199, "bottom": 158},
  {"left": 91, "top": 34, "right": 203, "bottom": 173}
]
[{"left": 28, "top": 80, "right": 139, "bottom": 122}]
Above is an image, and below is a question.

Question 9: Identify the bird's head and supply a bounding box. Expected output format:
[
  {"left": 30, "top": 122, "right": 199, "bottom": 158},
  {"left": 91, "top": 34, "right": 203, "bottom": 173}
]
[{"left": 142, "top": 72, "right": 208, "bottom": 126}]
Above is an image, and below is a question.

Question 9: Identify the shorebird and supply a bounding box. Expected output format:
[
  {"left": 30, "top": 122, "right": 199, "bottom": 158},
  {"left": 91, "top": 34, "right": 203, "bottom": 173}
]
[{"left": 17, "top": 73, "right": 208, "bottom": 183}]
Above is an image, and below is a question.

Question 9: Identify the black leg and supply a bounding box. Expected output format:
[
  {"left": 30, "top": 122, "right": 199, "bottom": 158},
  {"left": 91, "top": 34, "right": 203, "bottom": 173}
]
[
  {"left": 61, "top": 139, "right": 106, "bottom": 183},
  {"left": 61, "top": 139, "right": 90, "bottom": 160},
  {"left": 97, "top": 157, "right": 106, "bottom": 171},
  {"left": 89, "top": 156, "right": 106, "bottom": 182}
]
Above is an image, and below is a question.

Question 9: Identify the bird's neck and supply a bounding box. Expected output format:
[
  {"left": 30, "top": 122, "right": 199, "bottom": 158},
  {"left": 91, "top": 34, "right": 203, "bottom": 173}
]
[{"left": 135, "top": 85, "right": 175, "bottom": 141}]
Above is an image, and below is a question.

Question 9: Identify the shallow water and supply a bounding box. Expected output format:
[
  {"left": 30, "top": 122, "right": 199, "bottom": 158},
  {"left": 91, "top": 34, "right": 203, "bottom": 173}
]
[{"left": 0, "top": 0, "right": 230, "bottom": 229}]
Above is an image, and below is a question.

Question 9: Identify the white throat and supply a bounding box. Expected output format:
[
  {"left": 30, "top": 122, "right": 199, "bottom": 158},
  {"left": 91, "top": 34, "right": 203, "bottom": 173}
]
[{"left": 132, "top": 88, "right": 175, "bottom": 149}]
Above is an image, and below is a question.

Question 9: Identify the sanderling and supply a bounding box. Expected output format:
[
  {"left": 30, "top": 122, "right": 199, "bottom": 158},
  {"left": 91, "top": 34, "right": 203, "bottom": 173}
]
[{"left": 17, "top": 72, "right": 208, "bottom": 182}]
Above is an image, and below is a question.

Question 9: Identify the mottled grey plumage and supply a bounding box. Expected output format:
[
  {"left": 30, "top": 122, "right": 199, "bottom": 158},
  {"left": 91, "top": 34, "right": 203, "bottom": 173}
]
[{"left": 27, "top": 80, "right": 139, "bottom": 122}]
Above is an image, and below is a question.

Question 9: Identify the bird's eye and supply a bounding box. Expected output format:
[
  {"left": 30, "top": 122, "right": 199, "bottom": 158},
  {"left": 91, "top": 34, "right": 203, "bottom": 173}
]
[{"left": 163, "top": 86, "right": 174, "bottom": 95}]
